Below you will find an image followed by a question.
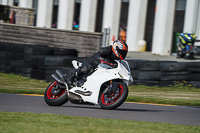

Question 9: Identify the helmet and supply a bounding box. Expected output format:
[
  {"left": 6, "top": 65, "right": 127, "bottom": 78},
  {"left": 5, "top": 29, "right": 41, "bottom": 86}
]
[
  {"left": 181, "top": 30, "right": 197, "bottom": 43},
  {"left": 112, "top": 40, "right": 128, "bottom": 60}
]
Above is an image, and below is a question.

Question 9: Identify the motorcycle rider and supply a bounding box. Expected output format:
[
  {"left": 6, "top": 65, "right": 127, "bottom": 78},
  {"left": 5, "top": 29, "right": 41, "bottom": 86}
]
[
  {"left": 66, "top": 40, "right": 128, "bottom": 87},
  {"left": 177, "top": 31, "right": 197, "bottom": 59}
]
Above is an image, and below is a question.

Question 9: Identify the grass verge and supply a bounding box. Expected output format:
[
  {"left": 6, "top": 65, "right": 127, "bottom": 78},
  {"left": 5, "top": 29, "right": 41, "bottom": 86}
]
[
  {"left": 0, "top": 73, "right": 200, "bottom": 106},
  {"left": 0, "top": 73, "right": 48, "bottom": 95},
  {"left": 127, "top": 85, "right": 200, "bottom": 106},
  {"left": 0, "top": 112, "right": 200, "bottom": 133}
]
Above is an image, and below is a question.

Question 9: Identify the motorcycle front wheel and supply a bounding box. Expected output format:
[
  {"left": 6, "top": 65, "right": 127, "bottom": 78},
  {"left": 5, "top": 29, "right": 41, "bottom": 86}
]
[
  {"left": 44, "top": 81, "right": 68, "bottom": 106},
  {"left": 99, "top": 82, "right": 128, "bottom": 110}
]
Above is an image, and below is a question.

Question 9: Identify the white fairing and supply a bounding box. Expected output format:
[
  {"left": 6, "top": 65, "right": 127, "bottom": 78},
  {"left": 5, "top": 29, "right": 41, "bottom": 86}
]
[{"left": 69, "top": 60, "right": 133, "bottom": 104}]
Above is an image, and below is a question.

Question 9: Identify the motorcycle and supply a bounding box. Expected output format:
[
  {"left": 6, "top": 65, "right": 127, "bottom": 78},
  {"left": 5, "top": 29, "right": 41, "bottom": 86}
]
[
  {"left": 44, "top": 60, "right": 133, "bottom": 109},
  {"left": 177, "top": 43, "right": 194, "bottom": 59}
]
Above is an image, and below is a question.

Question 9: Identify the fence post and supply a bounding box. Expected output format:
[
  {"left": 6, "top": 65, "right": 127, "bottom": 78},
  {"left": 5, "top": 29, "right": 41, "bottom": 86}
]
[{"left": 102, "top": 27, "right": 110, "bottom": 47}]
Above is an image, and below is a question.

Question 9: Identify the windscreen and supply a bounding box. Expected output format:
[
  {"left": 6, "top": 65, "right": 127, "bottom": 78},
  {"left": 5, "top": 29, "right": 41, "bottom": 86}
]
[{"left": 119, "top": 60, "right": 131, "bottom": 73}]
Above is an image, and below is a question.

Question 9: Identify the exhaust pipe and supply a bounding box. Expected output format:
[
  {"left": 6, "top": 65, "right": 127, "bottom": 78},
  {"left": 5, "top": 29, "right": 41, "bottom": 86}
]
[
  {"left": 52, "top": 70, "right": 82, "bottom": 102},
  {"left": 51, "top": 70, "right": 70, "bottom": 96},
  {"left": 55, "top": 70, "right": 65, "bottom": 79},
  {"left": 51, "top": 73, "right": 62, "bottom": 83},
  {"left": 51, "top": 70, "right": 66, "bottom": 84}
]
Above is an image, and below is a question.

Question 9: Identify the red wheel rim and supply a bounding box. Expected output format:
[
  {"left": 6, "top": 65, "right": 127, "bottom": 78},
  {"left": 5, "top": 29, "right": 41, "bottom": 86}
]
[
  {"left": 101, "top": 84, "right": 124, "bottom": 105},
  {"left": 47, "top": 81, "right": 66, "bottom": 99}
]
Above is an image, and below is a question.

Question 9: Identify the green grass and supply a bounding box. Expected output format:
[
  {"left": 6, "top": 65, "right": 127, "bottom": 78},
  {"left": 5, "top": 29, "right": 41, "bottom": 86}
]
[
  {"left": 0, "top": 73, "right": 48, "bottom": 94},
  {"left": 0, "top": 112, "right": 200, "bottom": 133},
  {"left": 0, "top": 73, "right": 200, "bottom": 132},
  {"left": 127, "top": 85, "right": 200, "bottom": 106},
  {"left": 0, "top": 73, "right": 200, "bottom": 106}
]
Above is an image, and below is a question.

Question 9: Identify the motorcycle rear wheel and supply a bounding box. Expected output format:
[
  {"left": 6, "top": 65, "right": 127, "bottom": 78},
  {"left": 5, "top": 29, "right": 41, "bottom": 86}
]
[
  {"left": 44, "top": 81, "right": 68, "bottom": 106},
  {"left": 185, "top": 52, "right": 195, "bottom": 59},
  {"left": 99, "top": 82, "right": 128, "bottom": 110}
]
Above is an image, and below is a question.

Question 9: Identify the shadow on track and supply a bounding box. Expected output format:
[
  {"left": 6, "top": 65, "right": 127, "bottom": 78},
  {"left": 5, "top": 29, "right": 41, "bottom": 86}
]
[
  {"left": 115, "top": 108, "right": 174, "bottom": 112},
  {"left": 61, "top": 105, "right": 173, "bottom": 112}
]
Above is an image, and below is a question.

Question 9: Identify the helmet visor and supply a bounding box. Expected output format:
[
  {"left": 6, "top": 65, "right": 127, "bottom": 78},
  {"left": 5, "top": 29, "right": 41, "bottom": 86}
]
[{"left": 116, "top": 46, "right": 127, "bottom": 60}]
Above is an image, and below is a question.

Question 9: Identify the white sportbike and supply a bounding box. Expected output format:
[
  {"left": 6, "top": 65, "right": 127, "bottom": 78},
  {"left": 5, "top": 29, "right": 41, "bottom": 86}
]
[{"left": 44, "top": 60, "right": 133, "bottom": 109}]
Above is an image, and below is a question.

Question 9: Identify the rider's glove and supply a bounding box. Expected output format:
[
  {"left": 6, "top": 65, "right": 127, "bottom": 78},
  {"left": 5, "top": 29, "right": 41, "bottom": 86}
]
[{"left": 101, "top": 59, "right": 117, "bottom": 68}]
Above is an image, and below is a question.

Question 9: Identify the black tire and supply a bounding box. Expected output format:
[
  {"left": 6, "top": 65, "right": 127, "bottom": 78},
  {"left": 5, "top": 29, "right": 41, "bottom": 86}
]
[
  {"left": 44, "top": 57, "right": 64, "bottom": 66},
  {"left": 45, "top": 66, "right": 62, "bottom": 75},
  {"left": 131, "top": 70, "right": 138, "bottom": 80},
  {"left": 0, "top": 64, "right": 5, "bottom": 72},
  {"left": 9, "top": 44, "right": 26, "bottom": 53},
  {"left": 31, "top": 69, "right": 46, "bottom": 80},
  {"left": 136, "top": 80, "right": 160, "bottom": 86},
  {"left": 45, "top": 75, "right": 55, "bottom": 82},
  {"left": 45, "top": 66, "right": 74, "bottom": 75},
  {"left": 138, "top": 61, "right": 160, "bottom": 71},
  {"left": 161, "top": 71, "right": 190, "bottom": 81},
  {"left": 0, "top": 64, "right": 5, "bottom": 70},
  {"left": 9, "top": 53, "right": 24, "bottom": 60},
  {"left": 61, "top": 67, "right": 75, "bottom": 74},
  {"left": 190, "top": 73, "right": 200, "bottom": 81},
  {"left": 160, "top": 62, "right": 187, "bottom": 72},
  {"left": 0, "top": 59, "right": 6, "bottom": 65},
  {"left": 9, "top": 60, "right": 24, "bottom": 66},
  {"left": 188, "top": 62, "right": 200, "bottom": 67},
  {"left": 99, "top": 82, "right": 128, "bottom": 110},
  {"left": 5, "top": 65, "right": 19, "bottom": 73},
  {"left": 162, "top": 71, "right": 190, "bottom": 75},
  {"left": 161, "top": 75, "right": 190, "bottom": 81},
  {"left": 53, "top": 48, "right": 78, "bottom": 57},
  {"left": 4, "top": 65, "right": 11, "bottom": 73},
  {"left": 31, "top": 57, "right": 40, "bottom": 69},
  {"left": 44, "top": 81, "right": 68, "bottom": 106},
  {"left": 126, "top": 59, "right": 148, "bottom": 70},
  {"left": 24, "top": 61, "right": 31, "bottom": 67},
  {"left": 137, "top": 71, "right": 161, "bottom": 81},
  {"left": 188, "top": 67, "right": 200, "bottom": 72},
  {"left": 0, "top": 51, "right": 8, "bottom": 58},
  {"left": 0, "top": 43, "right": 7, "bottom": 51},
  {"left": 24, "top": 46, "right": 54, "bottom": 55},
  {"left": 19, "top": 67, "right": 32, "bottom": 74},
  {"left": 34, "top": 56, "right": 65, "bottom": 69}
]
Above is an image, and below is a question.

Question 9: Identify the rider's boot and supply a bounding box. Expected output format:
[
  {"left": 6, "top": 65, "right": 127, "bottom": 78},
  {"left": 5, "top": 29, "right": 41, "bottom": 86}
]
[
  {"left": 77, "top": 76, "right": 87, "bottom": 87},
  {"left": 66, "top": 72, "right": 78, "bottom": 87}
]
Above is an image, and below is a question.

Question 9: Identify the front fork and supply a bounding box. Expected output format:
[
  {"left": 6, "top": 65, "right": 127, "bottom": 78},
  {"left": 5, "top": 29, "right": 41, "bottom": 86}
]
[{"left": 103, "top": 80, "right": 119, "bottom": 95}]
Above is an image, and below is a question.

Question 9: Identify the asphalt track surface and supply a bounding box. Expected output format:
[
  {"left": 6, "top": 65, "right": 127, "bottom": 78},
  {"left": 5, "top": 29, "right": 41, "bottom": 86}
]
[{"left": 0, "top": 93, "right": 200, "bottom": 126}]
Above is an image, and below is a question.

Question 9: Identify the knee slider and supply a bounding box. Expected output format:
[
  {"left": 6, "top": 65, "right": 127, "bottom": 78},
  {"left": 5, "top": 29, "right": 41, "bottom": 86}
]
[{"left": 77, "top": 66, "right": 89, "bottom": 74}]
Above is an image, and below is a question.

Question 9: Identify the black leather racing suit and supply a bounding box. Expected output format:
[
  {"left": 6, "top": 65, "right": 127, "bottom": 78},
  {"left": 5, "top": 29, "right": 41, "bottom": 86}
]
[
  {"left": 67, "top": 46, "right": 117, "bottom": 87},
  {"left": 87, "top": 46, "right": 116, "bottom": 67},
  {"left": 77, "top": 45, "right": 117, "bottom": 77}
]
